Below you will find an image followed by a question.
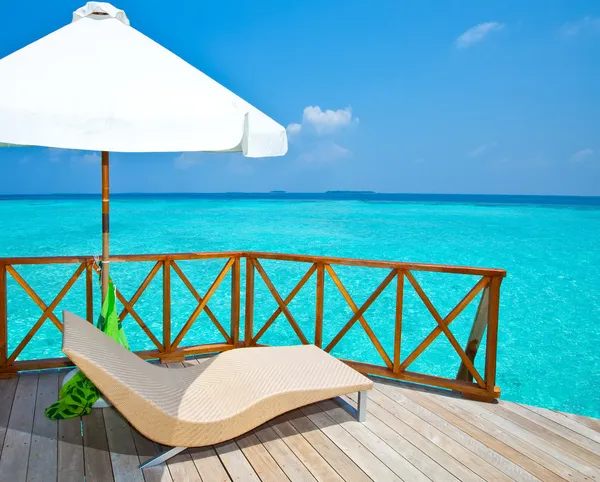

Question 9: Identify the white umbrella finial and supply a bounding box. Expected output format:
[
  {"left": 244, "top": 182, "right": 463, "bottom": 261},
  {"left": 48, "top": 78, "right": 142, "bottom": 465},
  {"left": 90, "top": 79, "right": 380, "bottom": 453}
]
[{"left": 72, "top": 2, "right": 130, "bottom": 26}]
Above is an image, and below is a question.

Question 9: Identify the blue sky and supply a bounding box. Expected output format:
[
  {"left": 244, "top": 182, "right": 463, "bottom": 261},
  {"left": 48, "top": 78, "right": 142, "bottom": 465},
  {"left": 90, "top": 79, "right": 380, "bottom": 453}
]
[{"left": 0, "top": 0, "right": 599, "bottom": 195}]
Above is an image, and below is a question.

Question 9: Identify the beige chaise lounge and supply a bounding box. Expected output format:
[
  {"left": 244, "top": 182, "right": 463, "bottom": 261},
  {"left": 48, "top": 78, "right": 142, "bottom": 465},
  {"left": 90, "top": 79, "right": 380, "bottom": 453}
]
[{"left": 62, "top": 311, "right": 373, "bottom": 468}]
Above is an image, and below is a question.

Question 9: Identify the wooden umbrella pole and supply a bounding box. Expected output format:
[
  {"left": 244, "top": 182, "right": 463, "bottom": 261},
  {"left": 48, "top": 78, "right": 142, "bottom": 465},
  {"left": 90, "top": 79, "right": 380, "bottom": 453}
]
[{"left": 101, "top": 151, "right": 110, "bottom": 301}]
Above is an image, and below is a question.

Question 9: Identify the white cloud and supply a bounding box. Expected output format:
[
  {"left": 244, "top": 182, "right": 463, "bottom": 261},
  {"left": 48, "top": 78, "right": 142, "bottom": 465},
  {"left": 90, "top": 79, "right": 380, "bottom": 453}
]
[
  {"left": 68, "top": 151, "right": 109, "bottom": 167},
  {"left": 81, "top": 152, "right": 100, "bottom": 164},
  {"left": 286, "top": 123, "right": 302, "bottom": 136},
  {"left": 174, "top": 152, "right": 202, "bottom": 170},
  {"left": 570, "top": 148, "right": 593, "bottom": 163},
  {"left": 48, "top": 148, "right": 63, "bottom": 163},
  {"left": 303, "top": 106, "right": 356, "bottom": 133},
  {"left": 288, "top": 105, "right": 357, "bottom": 163},
  {"left": 48, "top": 148, "right": 102, "bottom": 165},
  {"left": 562, "top": 16, "right": 600, "bottom": 37},
  {"left": 455, "top": 22, "right": 504, "bottom": 49},
  {"left": 468, "top": 142, "right": 497, "bottom": 158},
  {"left": 298, "top": 142, "right": 350, "bottom": 165},
  {"left": 287, "top": 106, "right": 358, "bottom": 136},
  {"left": 469, "top": 145, "right": 488, "bottom": 157}
]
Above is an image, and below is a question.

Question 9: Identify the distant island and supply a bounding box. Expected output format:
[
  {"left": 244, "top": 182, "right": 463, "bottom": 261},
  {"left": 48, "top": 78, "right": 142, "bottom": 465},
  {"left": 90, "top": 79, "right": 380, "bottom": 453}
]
[{"left": 326, "top": 191, "right": 376, "bottom": 195}]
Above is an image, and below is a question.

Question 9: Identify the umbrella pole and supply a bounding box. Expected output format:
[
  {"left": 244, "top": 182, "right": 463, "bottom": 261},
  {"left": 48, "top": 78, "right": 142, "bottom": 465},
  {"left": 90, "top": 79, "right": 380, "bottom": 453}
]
[{"left": 101, "top": 151, "right": 110, "bottom": 301}]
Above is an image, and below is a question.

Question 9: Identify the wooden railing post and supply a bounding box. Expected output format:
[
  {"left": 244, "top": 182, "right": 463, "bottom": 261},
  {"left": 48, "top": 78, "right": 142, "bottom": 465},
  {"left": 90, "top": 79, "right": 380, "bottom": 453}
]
[
  {"left": 244, "top": 256, "right": 254, "bottom": 346},
  {"left": 231, "top": 256, "right": 241, "bottom": 346},
  {"left": 86, "top": 259, "right": 94, "bottom": 323},
  {"left": 0, "top": 263, "right": 9, "bottom": 376},
  {"left": 457, "top": 285, "right": 489, "bottom": 382},
  {"left": 485, "top": 276, "right": 501, "bottom": 396},
  {"left": 393, "top": 270, "right": 404, "bottom": 374},
  {"left": 163, "top": 259, "right": 171, "bottom": 355},
  {"left": 315, "top": 263, "right": 324, "bottom": 348}
]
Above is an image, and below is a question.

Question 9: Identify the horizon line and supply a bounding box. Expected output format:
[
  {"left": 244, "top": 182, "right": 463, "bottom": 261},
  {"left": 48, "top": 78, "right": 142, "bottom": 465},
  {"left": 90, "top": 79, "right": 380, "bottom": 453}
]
[{"left": 1, "top": 191, "right": 600, "bottom": 199}]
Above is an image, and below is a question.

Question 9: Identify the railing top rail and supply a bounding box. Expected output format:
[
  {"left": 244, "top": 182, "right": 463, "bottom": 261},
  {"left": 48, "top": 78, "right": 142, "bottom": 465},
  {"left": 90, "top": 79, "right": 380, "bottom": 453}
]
[
  {"left": 0, "top": 252, "right": 243, "bottom": 265},
  {"left": 0, "top": 251, "right": 506, "bottom": 277}
]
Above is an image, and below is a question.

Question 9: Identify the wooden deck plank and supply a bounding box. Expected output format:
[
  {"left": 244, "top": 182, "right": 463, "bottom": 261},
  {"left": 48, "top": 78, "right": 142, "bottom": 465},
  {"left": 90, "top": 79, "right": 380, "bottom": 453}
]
[
  {"left": 58, "top": 418, "right": 84, "bottom": 482},
  {"left": 460, "top": 399, "right": 600, "bottom": 480},
  {"left": 376, "top": 381, "right": 538, "bottom": 481},
  {"left": 188, "top": 446, "right": 231, "bottom": 482},
  {"left": 57, "top": 370, "right": 84, "bottom": 482},
  {"left": 370, "top": 384, "right": 511, "bottom": 482},
  {"left": 103, "top": 407, "right": 145, "bottom": 482},
  {"left": 236, "top": 431, "right": 290, "bottom": 482},
  {"left": 26, "top": 371, "right": 59, "bottom": 482},
  {"left": 253, "top": 423, "right": 315, "bottom": 481},
  {"left": 283, "top": 410, "right": 371, "bottom": 482},
  {"left": 214, "top": 440, "right": 261, "bottom": 482},
  {"left": 0, "top": 377, "right": 18, "bottom": 459},
  {"left": 448, "top": 395, "right": 599, "bottom": 481},
  {"left": 561, "top": 412, "right": 600, "bottom": 435},
  {"left": 502, "top": 402, "right": 600, "bottom": 461},
  {"left": 439, "top": 389, "right": 590, "bottom": 482},
  {"left": 318, "top": 399, "right": 429, "bottom": 482},
  {"left": 83, "top": 408, "right": 114, "bottom": 482},
  {"left": 163, "top": 362, "right": 202, "bottom": 482},
  {"left": 491, "top": 402, "right": 600, "bottom": 469},
  {"left": 162, "top": 446, "right": 202, "bottom": 482},
  {"left": 521, "top": 405, "right": 600, "bottom": 445},
  {"left": 0, "top": 372, "right": 39, "bottom": 482},
  {"left": 183, "top": 358, "right": 231, "bottom": 482},
  {"left": 396, "top": 387, "right": 563, "bottom": 482},
  {"left": 342, "top": 393, "right": 462, "bottom": 482},
  {"left": 300, "top": 403, "right": 402, "bottom": 481},
  {"left": 130, "top": 429, "right": 174, "bottom": 482},
  {"left": 268, "top": 414, "right": 344, "bottom": 482},
  {"left": 346, "top": 391, "right": 482, "bottom": 482}
]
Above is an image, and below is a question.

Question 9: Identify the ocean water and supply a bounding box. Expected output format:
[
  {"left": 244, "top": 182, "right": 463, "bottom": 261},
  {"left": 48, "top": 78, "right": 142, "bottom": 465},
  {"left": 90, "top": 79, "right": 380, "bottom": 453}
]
[{"left": 1, "top": 194, "right": 599, "bottom": 418}]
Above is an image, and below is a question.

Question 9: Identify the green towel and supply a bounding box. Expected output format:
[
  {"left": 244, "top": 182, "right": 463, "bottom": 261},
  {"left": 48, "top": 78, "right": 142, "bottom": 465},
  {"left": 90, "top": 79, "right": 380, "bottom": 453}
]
[{"left": 46, "top": 278, "right": 128, "bottom": 419}]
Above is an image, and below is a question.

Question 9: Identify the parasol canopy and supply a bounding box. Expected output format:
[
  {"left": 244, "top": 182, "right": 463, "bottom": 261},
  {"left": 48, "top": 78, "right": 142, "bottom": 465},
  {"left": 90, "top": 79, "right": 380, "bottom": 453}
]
[{"left": 0, "top": 2, "right": 287, "bottom": 157}]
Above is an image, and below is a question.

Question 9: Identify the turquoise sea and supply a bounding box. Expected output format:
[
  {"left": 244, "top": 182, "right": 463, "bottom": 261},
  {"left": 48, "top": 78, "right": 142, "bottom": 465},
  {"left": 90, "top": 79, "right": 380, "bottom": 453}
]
[{"left": 1, "top": 194, "right": 599, "bottom": 418}]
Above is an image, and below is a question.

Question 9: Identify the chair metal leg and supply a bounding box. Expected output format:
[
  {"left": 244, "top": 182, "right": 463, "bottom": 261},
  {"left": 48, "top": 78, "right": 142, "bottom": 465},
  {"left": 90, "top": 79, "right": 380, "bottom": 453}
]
[
  {"left": 139, "top": 446, "right": 186, "bottom": 469},
  {"left": 357, "top": 390, "right": 367, "bottom": 422}
]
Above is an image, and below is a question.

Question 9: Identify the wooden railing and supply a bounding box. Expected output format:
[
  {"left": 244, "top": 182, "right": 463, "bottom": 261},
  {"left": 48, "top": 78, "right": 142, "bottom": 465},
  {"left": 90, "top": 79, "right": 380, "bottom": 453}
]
[{"left": 0, "top": 251, "right": 505, "bottom": 400}]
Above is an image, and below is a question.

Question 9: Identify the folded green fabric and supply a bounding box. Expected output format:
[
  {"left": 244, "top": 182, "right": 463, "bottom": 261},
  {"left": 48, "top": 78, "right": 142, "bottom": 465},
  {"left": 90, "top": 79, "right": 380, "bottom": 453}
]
[{"left": 46, "top": 278, "right": 128, "bottom": 419}]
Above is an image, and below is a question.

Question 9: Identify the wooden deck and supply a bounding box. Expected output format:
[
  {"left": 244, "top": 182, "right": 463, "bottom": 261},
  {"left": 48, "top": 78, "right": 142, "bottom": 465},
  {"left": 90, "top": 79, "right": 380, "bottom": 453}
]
[{"left": 1, "top": 359, "right": 599, "bottom": 482}]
